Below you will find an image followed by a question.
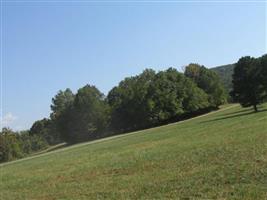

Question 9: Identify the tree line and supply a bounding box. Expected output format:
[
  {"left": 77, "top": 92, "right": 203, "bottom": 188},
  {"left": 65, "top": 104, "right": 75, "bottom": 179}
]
[
  {"left": 50, "top": 65, "right": 226, "bottom": 144},
  {"left": 1, "top": 54, "right": 266, "bottom": 163},
  {"left": 1, "top": 64, "right": 226, "bottom": 162},
  {"left": 0, "top": 128, "right": 48, "bottom": 162}
]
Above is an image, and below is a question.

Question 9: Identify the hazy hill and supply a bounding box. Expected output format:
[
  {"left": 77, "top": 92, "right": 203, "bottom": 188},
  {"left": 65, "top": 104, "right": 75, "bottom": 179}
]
[{"left": 211, "top": 64, "right": 235, "bottom": 93}]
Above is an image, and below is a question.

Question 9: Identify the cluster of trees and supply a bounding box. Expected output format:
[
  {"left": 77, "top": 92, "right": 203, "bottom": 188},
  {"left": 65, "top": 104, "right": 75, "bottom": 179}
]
[
  {"left": 30, "top": 118, "right": 62, "bottom": 145},
  {"left": 50, "top": 65, "right": 226, "bottom": 144},
  {"left": 1, "top": 64, "right": 227, "bottom": 162},
  {"left": 231, "top": 54, "right": 267, "bottom": 111},
  {"left": 0, "top": 128, "right": 48, "bottom": 163},
  {"left": 1, "top": 54, "right": 266, "bottom": 163}
]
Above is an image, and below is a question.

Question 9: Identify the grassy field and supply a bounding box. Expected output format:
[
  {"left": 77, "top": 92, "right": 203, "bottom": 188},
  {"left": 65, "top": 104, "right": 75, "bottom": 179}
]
[{"left": 1, "top": 104, "right": 267, "bottom": 200}]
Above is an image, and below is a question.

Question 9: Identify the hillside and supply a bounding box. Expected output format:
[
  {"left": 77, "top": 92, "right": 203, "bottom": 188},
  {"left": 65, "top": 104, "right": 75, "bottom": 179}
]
[
  {"left": 1, "top": 104, "right": 267, "bottom": 199},
  {"left": 212, "top": 64, "right": 235, "bottom": 93}
]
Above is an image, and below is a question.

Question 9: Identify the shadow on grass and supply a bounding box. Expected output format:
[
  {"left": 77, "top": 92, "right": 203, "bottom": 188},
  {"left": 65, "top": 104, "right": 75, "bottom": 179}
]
[
  {"left": 200, "top": 108, "right": 267, "bottom": 123},
  {"left": 221, "top": 108, "right": 252, "bottom": 116},
  {"left": 46, "top": 143, "right": 69, "bottom": 153}
]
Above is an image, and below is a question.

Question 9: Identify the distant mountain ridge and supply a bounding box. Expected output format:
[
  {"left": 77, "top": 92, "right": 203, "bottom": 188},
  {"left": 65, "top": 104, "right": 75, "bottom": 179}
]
[{"left": 211, "top": 64, "right": 235, "bottom": 93}]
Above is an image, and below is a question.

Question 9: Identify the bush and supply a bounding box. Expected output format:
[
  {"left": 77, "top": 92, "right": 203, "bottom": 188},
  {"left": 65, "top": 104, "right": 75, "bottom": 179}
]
[{"left": 0, "top": 128, "right": 48, "bottom": 163}]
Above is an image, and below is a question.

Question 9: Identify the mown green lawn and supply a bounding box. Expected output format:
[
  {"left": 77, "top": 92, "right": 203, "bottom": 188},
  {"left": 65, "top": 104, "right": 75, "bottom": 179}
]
[{"left": 1, "top": 104, "right": 267, "bottom": 200}]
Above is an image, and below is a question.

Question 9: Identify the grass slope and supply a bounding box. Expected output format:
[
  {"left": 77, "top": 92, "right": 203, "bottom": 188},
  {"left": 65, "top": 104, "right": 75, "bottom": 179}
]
[{"left": 1, "top": 104, "right": 267, "bottom": 200}]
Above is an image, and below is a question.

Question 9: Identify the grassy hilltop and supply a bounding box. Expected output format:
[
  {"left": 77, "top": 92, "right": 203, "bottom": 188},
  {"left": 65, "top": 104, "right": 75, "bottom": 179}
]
[{"left": 1, "top": 104, "right": 267, "bottom": 200}]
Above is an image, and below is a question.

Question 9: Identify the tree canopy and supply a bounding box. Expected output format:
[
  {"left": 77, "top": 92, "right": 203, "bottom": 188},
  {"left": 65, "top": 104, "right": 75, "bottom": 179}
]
[
  {"left": 1, "top": 61, "right": 237, "bottom": 163},
  {"left": 3, "top": 55, "right": 267, "bottom": 163},
  {"left": 52, "top": 85, "right": 109, "bottom": 143},
  {"left": 108, "top": 67, "right": 215, "bottom": 133},
  {"left": 0, "top": 128, "right": 47, "bottom": 163},
  {"left": 231, "top": 56, "right": 267, "bottom": 111},
  {"left": 39, "top": 65, "right": 228, "bottom": 143},
  {"left": 185, "top": 63, "right": 227, "bottom": 107}
]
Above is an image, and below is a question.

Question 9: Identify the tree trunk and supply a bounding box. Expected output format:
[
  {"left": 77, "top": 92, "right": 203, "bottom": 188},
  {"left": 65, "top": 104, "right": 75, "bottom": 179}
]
[{"left": 253, "top": 104, "right": 258, "bottom": 112}]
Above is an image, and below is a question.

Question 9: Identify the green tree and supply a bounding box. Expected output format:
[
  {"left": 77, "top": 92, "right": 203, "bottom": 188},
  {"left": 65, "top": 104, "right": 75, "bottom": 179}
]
[
  {"left": 19, "top": 131, "right": 33, "bottom": 154},
  {"left": 0, "top": 128, "right": 23, "bottom": 162},
  {"left": 185, "top": 64, "right": 226, "bottom": 107},
  {"left": 62, "top": 85, "right": 109, "bottom": 143},
  {"left": 0, "top": 128, "right": 48, "bottom": 163},
  {"left": 28, "top": 135, "right": 48, "bottom": 152},
  {"left": 148, "top": 68, "right": 209, "bottom": 123},
  {"left": 50, "top": 88, "right": 75, "bottom": 120},
  {"left": 231, "top": 56, "right": 267, "bottom": 112},
  {"left": 50, "top": 88, "right": 75, "bottom": 142},
  {"left": 148, "top": 68, "right": 185, "bottom": 122},
  {"left": 182, "top": 78, "right": 210, "bottom": 113},
  {"left": 30, "top": 118, "right": 61, "bottom": 145},
  {"left": 108, "top": 68, "right": 210, "bottom": 133},
  {"left": 259, "top": 54, "right": 267, "bottom": 90},
  {"left": 108, "top": 69, "right": 156, "bottom": 132}
]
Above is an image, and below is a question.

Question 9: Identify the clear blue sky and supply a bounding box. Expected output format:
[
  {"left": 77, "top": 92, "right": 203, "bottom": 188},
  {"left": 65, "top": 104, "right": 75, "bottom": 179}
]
[{"left": 2, "top": 1, "right": 266, "bottom": 130}]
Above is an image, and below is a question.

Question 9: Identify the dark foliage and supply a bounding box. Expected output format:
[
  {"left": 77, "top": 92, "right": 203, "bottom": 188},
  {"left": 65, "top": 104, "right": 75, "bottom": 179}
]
[
  {"left": 30, "top": 118, "right": 61, "bottom": 145},
  {"left": 231, "top": 55, "right": 267, "bottom": 111},
  {"left": 1, "top": 61, "right": 235, "bottom": 163},
  {"left": 53, "top": 85, "right": 109, "bottom": 143},
  {"left": 0, "top": 128, "right": 48, "bottom": 163}
]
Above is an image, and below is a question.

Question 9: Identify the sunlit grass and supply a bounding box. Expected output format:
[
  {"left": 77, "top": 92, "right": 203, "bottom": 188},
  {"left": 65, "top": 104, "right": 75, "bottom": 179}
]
[{"left": 1, "top": 104, "right": 267, "bottom": 199}]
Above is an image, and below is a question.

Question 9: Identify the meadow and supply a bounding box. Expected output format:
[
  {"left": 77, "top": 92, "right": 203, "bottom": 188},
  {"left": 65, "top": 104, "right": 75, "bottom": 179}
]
[{"left": 1, "top": 104, "right": 267, "bottom": 200}]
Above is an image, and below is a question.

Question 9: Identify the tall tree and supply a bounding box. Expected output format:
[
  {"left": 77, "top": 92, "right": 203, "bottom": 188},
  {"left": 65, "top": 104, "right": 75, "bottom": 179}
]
[
  {"left": 0, "top": 128, "right": 23, "bottom": 162},
  {"left": 148, "top": 68, "right": 209, "bottom": 123},
  {"left": 62, "top": 85, "right": 109, "bottom": 143},
  {"left": 107, "top": 69, "right": 156, "bottom": 132},
  {"left": 231, "top": 56, "right": 266, "bottom": 112},
  {"left": 50, "top": 88, "right": 75, "bottom": 142},
  {"left": 182, "top": 78, "right": 210, "bottom": 113},
  {"left": 185, "top": 64, "right": 226, "bottom": 107},
  {"left": 148, "top": 68, "right": 186, "bottom": 122},
  {"left": 259, "top": 54, "right": 267, "bottom": 90},
  {"left": 30, "top": 118, "right": 61, "bottom": 145},
  {"left": 50, "top": 88, "right": 75, "bottom": 120}
]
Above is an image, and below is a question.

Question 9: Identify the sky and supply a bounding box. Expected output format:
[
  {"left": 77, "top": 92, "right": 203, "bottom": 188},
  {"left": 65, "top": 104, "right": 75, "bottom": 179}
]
[{"left": 1, "top": 1, "right": 266, "bottom": 130}]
